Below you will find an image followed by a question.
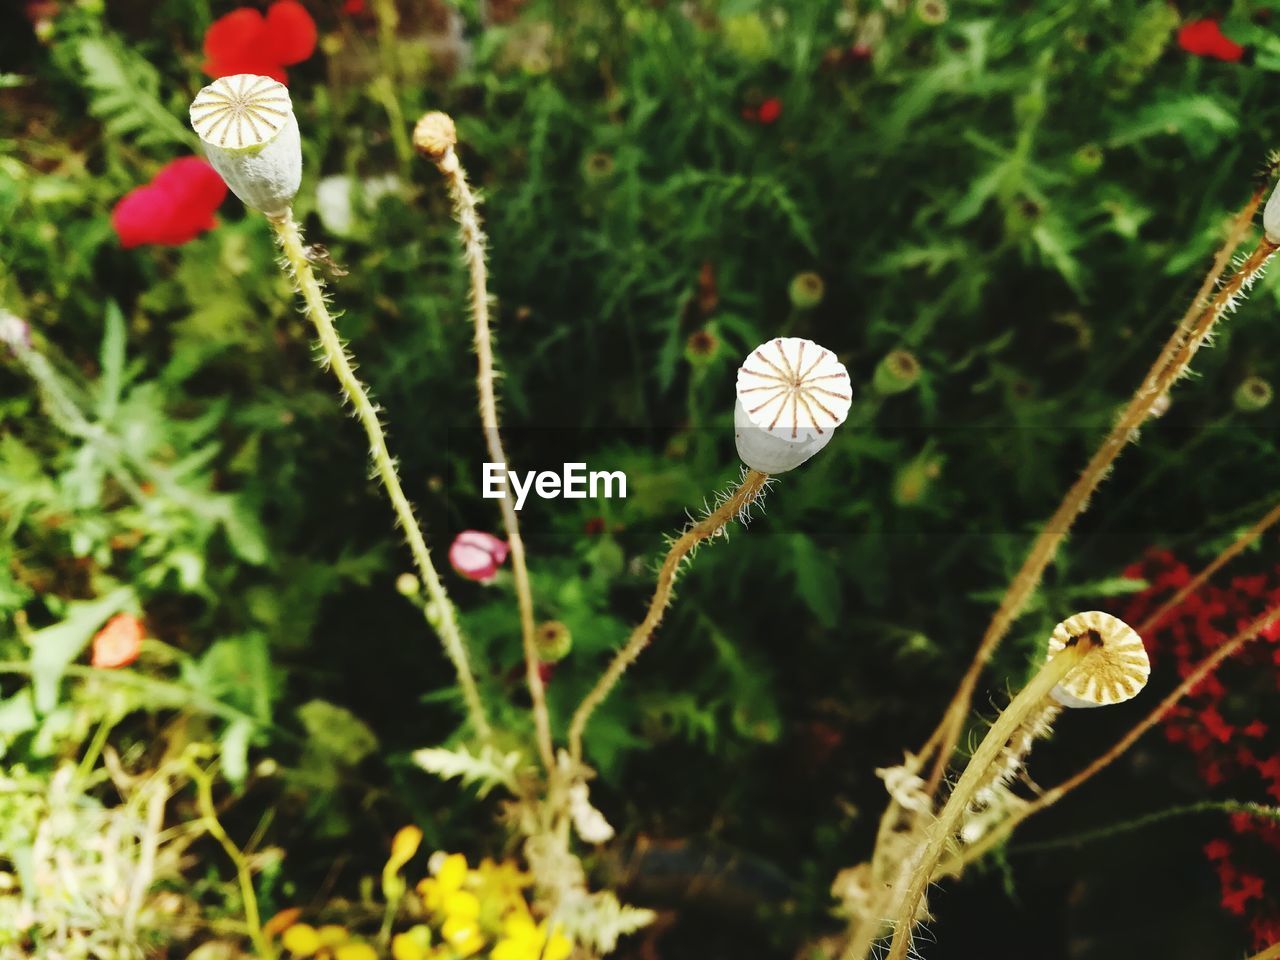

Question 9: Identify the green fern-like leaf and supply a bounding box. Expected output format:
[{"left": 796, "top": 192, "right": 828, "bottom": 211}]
[
  {"left": 76, "top": 35, "right": 194, "bottom": 150},
  {"left": 411, "top": 743, "right": 524, "bottom": 798}
]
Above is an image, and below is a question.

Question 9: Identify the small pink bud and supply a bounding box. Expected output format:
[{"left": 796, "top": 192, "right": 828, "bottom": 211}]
[{"left": 448, "top": 531, "right": 509, "bottom": 583}]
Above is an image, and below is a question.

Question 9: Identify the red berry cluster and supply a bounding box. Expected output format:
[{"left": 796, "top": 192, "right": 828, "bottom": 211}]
[{"left": 1118, "top": 549, "right": 1280, "bottom": 948}]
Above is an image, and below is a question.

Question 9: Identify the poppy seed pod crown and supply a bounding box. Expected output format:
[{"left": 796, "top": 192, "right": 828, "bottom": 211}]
[
  {"left": 1045, "top": 610, "right": 1150, "bottom": 708},
  {"left": 190, "top": 74, "right": 302, "bottom": 217},
  {"left": 734, "top": 337, "right": 852, "bottom": 473}
]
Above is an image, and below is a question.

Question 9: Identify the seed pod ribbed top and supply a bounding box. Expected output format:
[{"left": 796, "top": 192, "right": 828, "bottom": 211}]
[
  {"left": 1045, "top": 610, "right": 1150, "bottom": 708},
  {"left": 189, "top": 74, "right": 302, "bottom": 216},
  {"left": 733, "top": 337, "right": 852, "bottom": 473}
]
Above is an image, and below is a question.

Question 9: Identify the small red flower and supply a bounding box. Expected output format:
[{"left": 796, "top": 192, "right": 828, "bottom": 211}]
[
  {"left": 342, "top": 0, "right": 365, "bottom": 12},
  {"left": 202, "top": 0, "right": 317, "bottom": 84},
  {"left": 1177, "top": 19, "right": 1245, "bottom": 63},
  {"left": 1206, "top": 838, "right": 1233, "bottom": 861},
  {"left": 741, "top": 96, "right": 783, "bottom": 125},
  {"left": 111, "top": 157, "right": 227, "bottom": 249},
  {"left": 91, "top": 614, "right": 145, "bottom": 669},
  {"left": 449, "top": 531, "right": 509, "bottom": 583},
  {"left": 1222, "top": 872, "right": 1266, "bottom": 916}
]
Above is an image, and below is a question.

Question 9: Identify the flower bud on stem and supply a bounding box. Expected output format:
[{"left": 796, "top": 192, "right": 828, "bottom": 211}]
[{"left": 417, "top": 111, "right": 553, "bottom": 773}]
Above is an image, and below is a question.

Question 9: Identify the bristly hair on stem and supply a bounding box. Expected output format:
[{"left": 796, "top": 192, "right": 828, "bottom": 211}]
[
  {"left": 566, "top": 468, "right": 772, "bottom": 766},
  {"left": 879, "top": 640, "right": 1096, "bottom": 960},
  {"left": 936, "top": 598, "right": 1280, "bottom": 881},
  {"left": 417, "top": 112, "right": 554, "bottom": 774},
  {"left": 269, "top": 211, "right": 491, "bottom": 742}
]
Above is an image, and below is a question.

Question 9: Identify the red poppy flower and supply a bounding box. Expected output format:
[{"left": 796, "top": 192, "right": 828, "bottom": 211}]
[
  {"left": 1177, "top": 19, "right": 1245, "bottom": 62},
  {"left": 111, "top": 157, "right": 227, "bottom": 249},
  {"left": 742, "top": 97, "right": 783, "bottom": 125},
  {"left": 91, "top": 614, "right": 145, "bottom": 669},
  {"left": 202, "top": 0, "right": 317, "bottom": 84}
]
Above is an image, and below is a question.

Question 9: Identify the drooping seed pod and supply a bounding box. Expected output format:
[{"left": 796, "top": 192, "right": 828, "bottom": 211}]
[
  {"left": 872, "top": 349, "right": 921, "bottom": 396},
  {"left": 734, "top": 337, "right": 852, "bottom": 473},
  {"left": 788, "top": 271, "right": 825, "bottom": 310},
  {"left": 915, "top": 0, "right": 949, "bottom": 26},
  {"left": 535, "top": 620, "right": 573, "bottom": 663},
  {"left": 684, "top": 325, "right": 721, "bottom": 367},
  {"left": 1234, "top": 375, "right": 1273, "bottom": 413},
  {"left": 1045, "top": 610, "right": 1149, "bottom": 708},
  {"left": 189, "top": 74, "right": 302, "bottom": 217}
]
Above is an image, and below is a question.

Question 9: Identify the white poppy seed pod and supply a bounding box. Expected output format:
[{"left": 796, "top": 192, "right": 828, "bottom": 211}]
[
  {"left": 189, "top": 74, "right": 301, "bottom": 217},
  {"left": 1045, "top": 611, "right": 1149, "bottom": 708},
  {"left": 734, "top": 337, "right": 852, "bottom": 473},
  {"left": 1266, "top": 181, "right": 1280, "bottom": 244}
]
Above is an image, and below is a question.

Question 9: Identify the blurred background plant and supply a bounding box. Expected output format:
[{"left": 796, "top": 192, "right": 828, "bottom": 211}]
[{"left": 4, "top": 0, "right": 1280, "bottom": 957}]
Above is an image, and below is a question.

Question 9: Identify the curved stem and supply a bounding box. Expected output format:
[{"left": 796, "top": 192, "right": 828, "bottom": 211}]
[
  {"left": 270, "top": 213, "right": 490, "bottom": 741},
  {"left": 567, "top": 470, "right": 771, "bottom": 765},
  {"left": 188, "top": 760, "right": 274, "bottom": 960},
  {"left": 936, "top": 601, "right": 1280, "bottom": 880},
  {"left": 427, "top": 146, "right": 553, "bottom": 772},
  {"left": 1137, "top": 499, "right": 1280, "bottom": 635},
  {"left": 921, "top": 198, "right": 1274, "bottom": 795},
  {"left": 1009, "top": 800, "right": 1279, "bottom": 854},
  {"left": 883, "top": 643, "right": 1091, "bottom": 960}
]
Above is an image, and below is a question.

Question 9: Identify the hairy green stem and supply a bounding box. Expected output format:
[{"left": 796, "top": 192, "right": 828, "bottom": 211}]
[
  {"left": 568, "top": 470, "right": 770, "bottom": 765},
  {"left": 881, "top": 642, "right": 1091, "bottom": 960},
  {"left": 269, "top": 212, "right": 490, "bottom": 741},
  {"left": 426, "top": 141, "right": 553, "bottom": 772}
]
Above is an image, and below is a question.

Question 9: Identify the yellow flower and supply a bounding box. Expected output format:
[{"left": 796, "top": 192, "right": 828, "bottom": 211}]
[
  {"left": 544, "top": 929, "right": 573, "bottom": 960},
  {"left": 474, "top": 858, "right": 531, "bottom": 913},
  {"left": 442, "top": 889, "right": 480, "bottom": 921},
  {"left": 385, "top": 826, "right": 423, "bottom": 877},
  {"left": 417, "top": 852, "right": 468, "bottom": 913},
  {"left": 391, "top": 925, "right": 433, "bottom": 960},
  {"left": 441, "top": 914, "right": 486, "bottom": 957},
  {"left": 317, "top": 925, "right": 351, "bottom": 947},
  {"left": 334, "top": 944, "right": 378, "bottom": 960},
  {"left": 281, "top": 923, "right": 322, "bottom": 956},
  {"left": 491, "top": 911, "right": 573, "bottom": 960}
]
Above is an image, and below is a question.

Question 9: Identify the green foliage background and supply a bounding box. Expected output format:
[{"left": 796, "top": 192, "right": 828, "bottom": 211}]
[{"left": 3, "top": 1, "right": 1280, "bottom": 957}]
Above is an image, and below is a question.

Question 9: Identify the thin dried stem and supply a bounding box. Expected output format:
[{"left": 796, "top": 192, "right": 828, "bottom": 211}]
[
  {"left": 425, "top": 139, "right": 554, "bottom": 773},
  {"left": 270, "top": 212, "right": 490, "bottom": 741},
  {"left": 1138, "top": 499, "right": 1280, "bottom": 635},
  {"left": 936, "top": 600, "right": 1280, "bottom": 880},
  {"left": 921, "top": 192, "right": 1273, "bottom": 795},
  {"left": 567, "top": 470, "right": 771, "bottom": 765}
]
